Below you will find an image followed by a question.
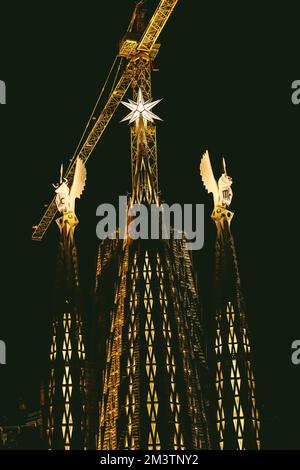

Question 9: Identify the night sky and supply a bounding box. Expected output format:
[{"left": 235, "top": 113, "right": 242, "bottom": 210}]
[{"left": 0, "top": 0, "right": 299, "bottom": 449}]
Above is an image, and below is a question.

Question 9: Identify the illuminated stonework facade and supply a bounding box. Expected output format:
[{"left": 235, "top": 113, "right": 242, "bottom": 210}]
[
  {"left": 44, "top": 213, "right": 87, "bottom": 450},
  {"left": 96, "top": 235, "right": 210, "bottom": 450},
  {"left": 211, "top": 208, "right": 261, "bottom": 450}
]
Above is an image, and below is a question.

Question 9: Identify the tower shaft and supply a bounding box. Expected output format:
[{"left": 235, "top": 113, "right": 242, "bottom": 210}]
[
  {"left": 95, "top": 10, "right": 211, "bottom": 448},
  {"left": 97, "top": 237, "right": 210, "bottom": 450},
  {"left": 211, "top": 207, "right": 261, "bottom": 450},
  {"left": 96, "top": 53, "right": 210, "bottom": 449},
  {"left": 44, "top": 212, "right": 87, "bottom": 450}
]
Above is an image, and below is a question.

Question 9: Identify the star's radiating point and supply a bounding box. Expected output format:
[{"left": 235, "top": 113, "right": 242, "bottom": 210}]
[{"left": 121, "top": 88, "right": 162, "bottom": 124}]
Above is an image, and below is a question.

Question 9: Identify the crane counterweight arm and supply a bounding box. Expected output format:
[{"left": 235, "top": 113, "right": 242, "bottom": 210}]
[{"left": 138, "top": 0, "right": 179, "bottom": 52}]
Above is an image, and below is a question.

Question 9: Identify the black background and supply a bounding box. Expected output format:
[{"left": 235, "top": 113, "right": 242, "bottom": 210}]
[{"left": 0, "top": 0, "right": 299, "bottom": 450}]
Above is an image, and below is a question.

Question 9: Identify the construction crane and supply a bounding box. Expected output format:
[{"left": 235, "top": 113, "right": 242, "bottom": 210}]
[{"left": 32, "top": 0, "right": 179, "bottom": 241}]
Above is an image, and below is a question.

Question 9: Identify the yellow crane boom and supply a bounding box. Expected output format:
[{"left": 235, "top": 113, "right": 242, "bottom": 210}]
[
  {"left": 32, "top": 0, "right": 179, "bottom": 241},
  {"left": 138, "top": 0, "right": 178, "bottom": 52},
  {"left": 32, "top": 70, "right": 133, "bottom": 241}
]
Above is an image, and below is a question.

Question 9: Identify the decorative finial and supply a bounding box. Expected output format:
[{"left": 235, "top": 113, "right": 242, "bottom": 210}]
[{"left": 121, "top": 87, "right": 162, "bottom": 126}]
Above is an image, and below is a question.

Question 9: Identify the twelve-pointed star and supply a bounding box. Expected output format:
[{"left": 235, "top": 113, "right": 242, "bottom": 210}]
[{"left": 121, "top": 87, "right": 162, "bottom": 124}]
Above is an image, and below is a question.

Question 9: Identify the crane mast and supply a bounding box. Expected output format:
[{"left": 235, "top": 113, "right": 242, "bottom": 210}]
[{"left": 118, "top": 0, "right": 179, "bottom": 202}]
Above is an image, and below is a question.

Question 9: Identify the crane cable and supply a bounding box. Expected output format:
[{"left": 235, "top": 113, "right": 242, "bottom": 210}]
[
  {"left": 66, "top": 2, "right": 139, "bottom": 174},
  {"left": 66, "top": 54, "right": 119, "bottom": 173}
]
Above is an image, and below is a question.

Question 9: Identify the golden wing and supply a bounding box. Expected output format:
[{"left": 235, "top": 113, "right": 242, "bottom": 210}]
[
  {"left": 199, "top": 150, "right": 219, "bottom": 207},
  {"left": 69, "top": 158, "right": 87, "bottom": 211}
]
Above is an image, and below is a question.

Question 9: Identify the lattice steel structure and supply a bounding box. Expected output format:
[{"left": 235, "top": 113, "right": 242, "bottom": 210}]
[
  {"left": 211, "top": 207, "right": 261, "bottom": 450},
  {"left": 43, "top": 212, "right": 88, "bottom": 450},
  {"left": 130, "top": 56, "right": 159, "bottom": 198}
]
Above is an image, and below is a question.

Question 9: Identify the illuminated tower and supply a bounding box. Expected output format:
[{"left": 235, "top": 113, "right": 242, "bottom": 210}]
[
  {"left": 43, "top": 159, "right": 88, "bottom": 450},
  {"left": 200, "top": 151, "right": 261, "bottom": 450},
  {"left": 95, "top": 85, "right": 210, "bottom": 450}
]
